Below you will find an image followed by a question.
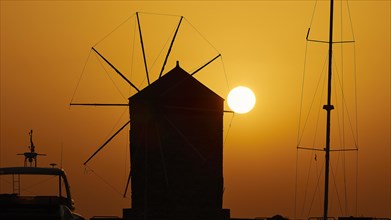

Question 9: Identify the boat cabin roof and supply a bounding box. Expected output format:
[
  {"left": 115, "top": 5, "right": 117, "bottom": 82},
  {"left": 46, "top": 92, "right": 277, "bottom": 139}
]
[{"left": 0, "top": 167, "right": 67, "bottom": 177}]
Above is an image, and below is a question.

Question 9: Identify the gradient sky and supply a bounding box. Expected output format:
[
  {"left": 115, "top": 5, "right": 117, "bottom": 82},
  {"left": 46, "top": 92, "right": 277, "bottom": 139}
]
[{"left": 1, "top": 1, "right": 390, "bottom": 219}]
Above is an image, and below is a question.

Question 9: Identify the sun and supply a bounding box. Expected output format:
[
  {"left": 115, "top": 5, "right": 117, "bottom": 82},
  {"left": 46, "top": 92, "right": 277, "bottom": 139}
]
[{"left": 227, "top": 86, "right": 256, "bottom": 114}]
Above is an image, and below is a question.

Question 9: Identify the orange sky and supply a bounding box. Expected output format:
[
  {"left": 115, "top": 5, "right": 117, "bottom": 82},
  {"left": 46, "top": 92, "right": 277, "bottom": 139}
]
[{"left": 1, "top": 1, "right": 390, "bottom": 219}]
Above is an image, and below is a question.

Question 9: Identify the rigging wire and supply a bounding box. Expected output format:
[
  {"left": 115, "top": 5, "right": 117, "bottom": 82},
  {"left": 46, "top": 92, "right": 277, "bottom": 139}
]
[
  {"left": 332, "top": 51, "right": 362, "bottom": 215},
  {"left": 223, "top": 113, "right": 235, "bottom": 147},
  {"left": 147, "top": 17, "right": 180, "bottom": 80},
  {"left": 16, "top": 175, "right": 58, "bottom": 196},
  {"left": 220, "top": 55, "right": 231, "bottom": 92},
  {"left": 346, "top": 1, "right": 360, "bottom": 215},
  {"left": 129, "top": 17, "right": 137, "bottom": 92},
  {"left": 137, "top": 11, "right": 182, "bottom": 18},
  {"left": 296, "top": 1, "right": 362, "bottom": 218},
  {"left": 70, "top": 50, "right": 92, "bottom": 106},
  {"left": 183, "top": 17, "right": 220, "bottom": 55},
  {"left": 340, "top": 0, "right": 349, "bottom": 214},
  {"left": 134, "top": 13, "right": 183, "bottom": 85},
  {"left": 294, "top": 147, "right": 299, "bottom": 219},
  {"left": 295, "top": 30, "right": 311, "bottom": 220},
  {"left": 306, "top": 160, "right": 325, "bottom": 219},
  {"left": 303, "top": 58, "right": 328, "bottom": 218},
  {"left": 296, "top": 0, "right": 319, "bottom": 148},
  {"left": 300, "top": 151, "right": 316, "bottom": 218},
  {"left": 332, "top": 57, "right": 359, "bottom": 148},
  {"left": 84, "top": 165, "right": 129, "bottom": 199},
  {"left": 298, "top": 57, "right": 328, "bottom": 218},
  {"left": 330, "top": 161, "right": 345, "bottom": 216},
  {"left": 93, "top": 14, "right": 135, "bottom": 48},
  {"left": 103, "top": 107, "right": 128, "bottom": 144},
  {"left": 331, "top": 60, "right": 349, "bottom": 215},
  {"left": 296, "top": 41, "right": 309, "bottom": 149},
  {"left": 94, "top": 52, "right": 128, "bottom": 101},
  {"left": 298, "top": 53, "right": 329, "bottom": 146},
  {"left": 123, "top": 124, "right": 130, "bottom": 198},
  {"left": 295, "top": 2, "right": 318, "bottom": 218}
]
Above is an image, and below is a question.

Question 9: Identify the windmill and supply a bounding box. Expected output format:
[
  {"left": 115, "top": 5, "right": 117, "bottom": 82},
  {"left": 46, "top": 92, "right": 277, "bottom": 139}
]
[{"left": 71, "top": 12, "right": 231, "bottom": 220}]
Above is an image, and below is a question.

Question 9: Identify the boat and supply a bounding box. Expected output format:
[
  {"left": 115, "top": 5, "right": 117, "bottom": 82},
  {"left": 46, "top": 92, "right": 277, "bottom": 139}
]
[
  {"left": 297, "top": 1, "right": 366, "bottom": 220},
  {"left": 0, "top": 130, "right": 85, "bottom": 220}
]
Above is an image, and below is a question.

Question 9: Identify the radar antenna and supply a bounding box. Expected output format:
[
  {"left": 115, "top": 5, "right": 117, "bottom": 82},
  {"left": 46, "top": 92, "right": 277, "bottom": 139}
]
[{"left": 17, "top": 130, "right": 46, "bottom": 167}]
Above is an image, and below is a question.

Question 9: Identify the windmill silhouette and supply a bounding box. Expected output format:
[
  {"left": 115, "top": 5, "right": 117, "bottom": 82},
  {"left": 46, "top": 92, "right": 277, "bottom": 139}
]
[{"left": 71, "top": 12, "right": 230, "bottom": 220}]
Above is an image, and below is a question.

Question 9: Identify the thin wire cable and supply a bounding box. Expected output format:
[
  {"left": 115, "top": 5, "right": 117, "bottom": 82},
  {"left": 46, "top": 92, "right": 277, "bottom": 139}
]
[
  {"left": 306, "top": 160, "right": 324, "bottom": 219},
  {"left": 346, "top": 1, "right": 356, "bottom": 42},
  {"left": 129, "top": 17, "right": 136, "bottom": 82},
  {"left": 300, "top": 150, "right": 316, "bottom": 218},
  {"left": 220, "top": 55, "right": 231, "bottom": 92},
  {"left": 105, "top": 107, "right": 128, "bottom": 142},
  {"left": 351, "top": 23, "right": 360, "bottom": 219},
  {"left": 135, "top": 12, "right": 182, "bottom": 82},
  {"left": 294, "top": 147, "right": 299, "bottom": 219},
  {"left": 332, "top": 62, "right": 349, "bottom": 215},
  {"left": 295, "top": 34, "right": 311, "bottom": 220},
  {"left": 332, "top": 64, "right": 344, "bottom": 149},
  {"left": 347, "top": 3, "right": 358, "bottom": 147},
  {"left": 147, "top": 18, "right": 179, "bottom": 78},
  {"left": 70, "top": 50, "right": 92, "bottom": 105},
  {"left": 183, "top": 17, "right": 220, "bottom": 54},
  {"left": 311, "top": 67, "right": 327, "bottom": 151},
  {"left": 138, "top": 11, "right": 181, "bottom": 18},
  {"left": 133, "top": 14, "right": 178, "bottom": 88},
  {"left": 309, "top": 0, "right": 319, "bottom": 29},
  {"left": 223, "top": 113, "right": 234, "bottom": 146},
  {"left": 84, "top": 165, "right": 127, "bottom": 198},
  {"left": 298, "top": 53, "right": 329, "bottom": 146},
  {"left": 304, "top": 62, "right": 327, "bottom": 218},
  {"left": 355, "top": 143, "right": 359, "bottom": 216},
  {"left": 331, "top": 159, "right": 346, "bottom": 216},
  {"left": 297, "top": 40, "right": 310, "bottom": 147},
  {"left": 94, "top": 52, "right": 128, "bottom": 101},
  {"left": 332, "top": 55, "right": 359, "bottom": 148},
  {"left": 295, "top": 2, "right": 320, "bottom": 215},
  {"left": 340, "top": 1, "right": 349, "bottom": 214},
  {"left": 93, "top": 14, "right": 135, "bottom": 48},
  {"left": 300, "top": 50, "right": 328, "bottom": 219},
  {"left": 347, "top": 1, "right": 360, "bottom": 215}
]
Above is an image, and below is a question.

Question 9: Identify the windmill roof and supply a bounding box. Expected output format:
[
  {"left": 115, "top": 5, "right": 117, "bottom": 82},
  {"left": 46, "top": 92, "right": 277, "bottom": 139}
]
[{"left": 129, "top": 62, "right": 223, "bottom": 102}]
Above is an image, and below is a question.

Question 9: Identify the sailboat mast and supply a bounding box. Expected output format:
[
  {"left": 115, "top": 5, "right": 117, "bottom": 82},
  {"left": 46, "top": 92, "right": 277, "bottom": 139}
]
[{"left": 323, "top": 0, "right": 335, "bottom": 219}]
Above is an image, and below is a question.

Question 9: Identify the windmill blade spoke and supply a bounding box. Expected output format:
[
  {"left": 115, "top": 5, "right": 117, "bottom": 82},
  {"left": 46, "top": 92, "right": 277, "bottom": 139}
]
[
  {"left": 163, "top": 115, "right": 205, "bottom": 161},
  {"left": 84, "top": 120, "right": 130, "bottom": 165},
  {"left": 92, "top": 47, "right": 140, "bottom": 92},
  {"left": 191, "top": 54, "right": 221, "bottom": 76},
  {"left": 136, "top": 12, "right": 150, "bottom": 85},
  {"left": 159, "top": 16, "right": 183, "bottom": 78},
  {"left": 123, "top": 171, "right": 131, "bottom": 198}
]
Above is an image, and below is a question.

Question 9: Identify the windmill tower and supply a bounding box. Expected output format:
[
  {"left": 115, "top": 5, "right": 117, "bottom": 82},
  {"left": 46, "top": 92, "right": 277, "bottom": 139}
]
[
  {"left": 72, "top": 12, "right": 230, "bottom": 220},
  {"left": 126, "top": 61, "right": 229, "bottom": 219}
]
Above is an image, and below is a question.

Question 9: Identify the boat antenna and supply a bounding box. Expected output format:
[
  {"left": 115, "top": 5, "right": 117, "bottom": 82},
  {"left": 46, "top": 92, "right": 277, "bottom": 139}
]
[{"left": 17, "top": 130, "right": 46, "bottom": 167}]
